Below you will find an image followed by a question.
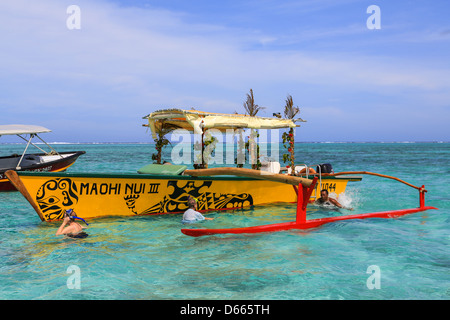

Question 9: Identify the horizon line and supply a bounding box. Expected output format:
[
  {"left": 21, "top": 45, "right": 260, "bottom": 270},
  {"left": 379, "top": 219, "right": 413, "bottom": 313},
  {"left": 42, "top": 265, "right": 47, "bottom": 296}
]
[{"left": 1, "top": 141, "right": 448, "bottom": 145}]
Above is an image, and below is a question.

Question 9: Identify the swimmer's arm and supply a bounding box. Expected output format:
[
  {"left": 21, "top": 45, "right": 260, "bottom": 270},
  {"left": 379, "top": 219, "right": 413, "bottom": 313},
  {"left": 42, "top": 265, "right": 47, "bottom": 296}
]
[
  {"left": 331, "top": 198, "right": 353, "bottom": 210},
  {"left": 195, "top": 211, "right": 214, "bottom": 221},
  {"left": 330, "top": 198, "right": 343, "bottom": 207},
  {"left": 200, "top": 213, "right": 214, "bottom": 220},
  {"left": 56, "top": 217, "right": 75, "bottom": 235}
]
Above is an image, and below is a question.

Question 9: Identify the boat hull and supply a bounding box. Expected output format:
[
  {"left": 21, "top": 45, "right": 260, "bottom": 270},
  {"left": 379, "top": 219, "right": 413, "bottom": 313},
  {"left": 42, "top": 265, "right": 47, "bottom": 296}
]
[
  {"left": 0, "top": 151, "right": 85, "bottom": 192},
  {"left": 7, "top": 171, "right": 360, "bottom": 222}
]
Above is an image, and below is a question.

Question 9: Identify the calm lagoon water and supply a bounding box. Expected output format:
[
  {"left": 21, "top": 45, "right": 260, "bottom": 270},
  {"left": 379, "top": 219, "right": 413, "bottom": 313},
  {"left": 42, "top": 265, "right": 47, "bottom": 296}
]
[{"left": 0, "top": 142, "right": 448, "bottom": 300}]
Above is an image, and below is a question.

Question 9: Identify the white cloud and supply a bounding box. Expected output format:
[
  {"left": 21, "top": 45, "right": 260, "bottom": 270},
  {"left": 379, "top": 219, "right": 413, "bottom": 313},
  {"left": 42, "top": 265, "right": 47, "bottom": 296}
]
[
  {"left": 0, "top": 0, "right": 448, "bottom": 141},
  {"left": 2, "top": 1, "right": 448, "bottom": 90},
  {"left": 1, "top": 1, "right": 447, "bottom": 88}
]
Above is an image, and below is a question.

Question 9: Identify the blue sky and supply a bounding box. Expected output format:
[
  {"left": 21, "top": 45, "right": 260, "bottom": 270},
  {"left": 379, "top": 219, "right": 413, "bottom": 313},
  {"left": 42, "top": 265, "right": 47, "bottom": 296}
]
[{"left": 1, "top": 0, "right": 449, "bottom": 143}]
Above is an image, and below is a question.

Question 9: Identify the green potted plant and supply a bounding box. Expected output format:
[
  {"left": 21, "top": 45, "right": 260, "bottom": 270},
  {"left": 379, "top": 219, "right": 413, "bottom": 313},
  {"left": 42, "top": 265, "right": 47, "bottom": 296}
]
[
  {"left": 151, "top": 120, "right": 180, "bottom": 164},
  {"left": 243, "top": 89, "right": 264, "bottom": 170},
  {"left": 281, "top": 95, "right": 300, "bottom": 175}
]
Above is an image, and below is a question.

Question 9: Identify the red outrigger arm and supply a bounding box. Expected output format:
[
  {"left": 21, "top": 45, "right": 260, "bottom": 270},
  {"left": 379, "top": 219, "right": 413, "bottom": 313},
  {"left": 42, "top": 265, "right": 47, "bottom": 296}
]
[{"left": 181, "top": 176, "right": 438, "bottom": 237}]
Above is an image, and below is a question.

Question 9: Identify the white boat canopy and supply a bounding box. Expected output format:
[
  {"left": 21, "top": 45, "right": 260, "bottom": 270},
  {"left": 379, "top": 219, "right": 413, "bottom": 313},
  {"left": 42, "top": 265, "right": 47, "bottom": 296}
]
[
  {"left": 0, "top": 125, "right": 52, "bottom": 136},
  {"left": 0, "top": 125, "right": 60, "bottom": 168},
  {"left": 143, "top": 109, "right": 305, "bottom": 139}
]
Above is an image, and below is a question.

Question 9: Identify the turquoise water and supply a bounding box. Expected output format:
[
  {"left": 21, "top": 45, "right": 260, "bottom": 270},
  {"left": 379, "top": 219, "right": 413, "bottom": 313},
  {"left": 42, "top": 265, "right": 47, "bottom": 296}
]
[{"left": 0, "top": 142, "right": 449, "bottom": 300}]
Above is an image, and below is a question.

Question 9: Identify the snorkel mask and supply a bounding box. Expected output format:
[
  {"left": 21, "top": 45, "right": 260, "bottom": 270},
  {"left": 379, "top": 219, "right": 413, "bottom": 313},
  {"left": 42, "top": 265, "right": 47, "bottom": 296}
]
[{"left": 65, "top": 209, "right": 89, "bottom": 226}]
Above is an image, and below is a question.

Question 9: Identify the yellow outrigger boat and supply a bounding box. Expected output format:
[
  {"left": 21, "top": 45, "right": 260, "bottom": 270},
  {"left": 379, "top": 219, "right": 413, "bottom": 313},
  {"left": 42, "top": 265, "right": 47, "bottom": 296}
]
[{"left": 6, "top": 109, "right": 361, "bottom": 222}]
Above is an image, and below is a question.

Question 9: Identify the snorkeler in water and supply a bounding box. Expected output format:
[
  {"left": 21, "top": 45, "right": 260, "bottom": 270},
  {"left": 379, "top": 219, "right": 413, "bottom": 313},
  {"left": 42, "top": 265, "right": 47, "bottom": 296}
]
[
  {"left": 315, "top": 189, "right": 353, "bottom": 210},
  {"left": 55, "top": 209, "right": 89, "bottom": 239}
]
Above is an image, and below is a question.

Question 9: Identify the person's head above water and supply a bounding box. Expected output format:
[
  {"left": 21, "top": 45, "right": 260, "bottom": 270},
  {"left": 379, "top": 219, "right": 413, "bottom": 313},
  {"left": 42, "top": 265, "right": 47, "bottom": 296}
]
[
  {"left": 65, "top": 209, "right": 88, "bottom": 225},
  {"left": 65, "top": 209, "right": 76, "bottom": 221},
  {"left": 187, "top": 196, "right": 198, "bottom": 209},
  {"left": 320, "top": 189, "right": 329, "bottom": 200}
]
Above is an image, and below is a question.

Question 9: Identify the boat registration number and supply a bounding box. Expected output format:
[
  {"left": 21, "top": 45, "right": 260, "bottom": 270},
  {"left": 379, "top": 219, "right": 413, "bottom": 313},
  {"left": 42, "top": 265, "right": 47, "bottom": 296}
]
[{"left": 319, "top": 182, "right": 336, "bottom": 192}]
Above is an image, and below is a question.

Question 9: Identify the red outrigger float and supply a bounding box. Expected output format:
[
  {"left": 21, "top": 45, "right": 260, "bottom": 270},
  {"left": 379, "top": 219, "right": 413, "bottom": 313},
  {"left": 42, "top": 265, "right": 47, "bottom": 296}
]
[{"left": 181, "top": 172, "right": 438, "bottom": 237}]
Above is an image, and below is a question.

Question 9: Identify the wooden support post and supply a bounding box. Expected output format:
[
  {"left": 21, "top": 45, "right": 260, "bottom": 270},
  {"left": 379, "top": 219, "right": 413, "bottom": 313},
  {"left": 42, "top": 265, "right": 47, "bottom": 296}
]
[{"left": 186, "top": 167, "right": 313, "bottom": 187}]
